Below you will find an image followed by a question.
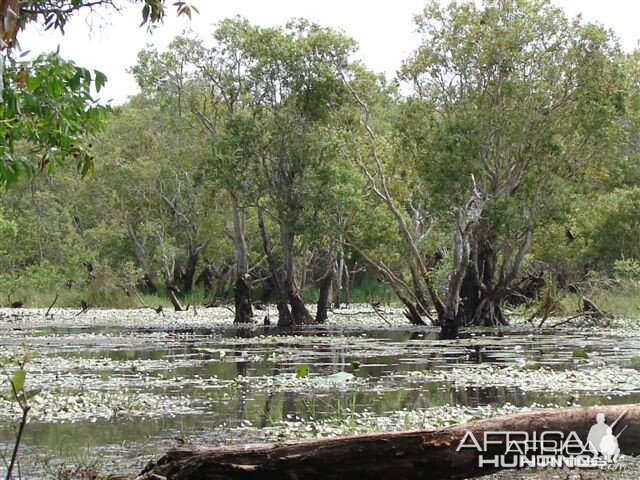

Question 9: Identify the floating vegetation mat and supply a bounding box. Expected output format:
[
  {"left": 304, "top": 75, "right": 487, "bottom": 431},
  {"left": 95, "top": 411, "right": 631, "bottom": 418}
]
[
  {"left": 1, "top": 306, "right": 640, "bottom": 479},
  {"left": 401, "top": 365, "right": 640, "bottom": 395}
]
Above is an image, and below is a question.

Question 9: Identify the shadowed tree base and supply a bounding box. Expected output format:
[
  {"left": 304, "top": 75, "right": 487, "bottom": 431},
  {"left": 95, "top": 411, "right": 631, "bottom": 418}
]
[
  {"left": 233, "top": 277, "right": 253, "bottom": 324},
  {"left": 136, "top": 404, "right": 640, "bottom": 480},
  {"left": 286, "top": 279, "right": 314, "bottom": 325},
  {"left": 315, "top": 270, "right": 333, "bottom": 323}
]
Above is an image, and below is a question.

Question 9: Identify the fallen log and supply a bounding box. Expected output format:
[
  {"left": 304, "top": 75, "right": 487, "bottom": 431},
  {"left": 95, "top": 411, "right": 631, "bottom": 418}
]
[{"left": 136, "top": 404, "right": 640, "bottom": 480}]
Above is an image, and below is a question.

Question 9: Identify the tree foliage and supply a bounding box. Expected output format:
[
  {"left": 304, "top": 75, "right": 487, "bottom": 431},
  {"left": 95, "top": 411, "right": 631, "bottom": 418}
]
[
  {"left": 1, "top": 1, "right": 640, "bottom": 334},
  {"left": 0, "top": 0, "right": 196, "bottom": 187},
  {"left": 0, "top": 52, "right": 108, "bottom": 186},
  {"left": 396, "top": 0, "right": 627, "bottom": 332}
]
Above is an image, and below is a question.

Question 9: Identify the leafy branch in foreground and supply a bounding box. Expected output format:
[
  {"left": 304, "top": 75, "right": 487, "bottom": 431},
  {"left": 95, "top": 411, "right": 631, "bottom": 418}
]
[
  {"left": 1, "top": 350, "right": 40, "bottom": 480},
  {"left": 0, "top": 52, "right": 110, "bottom": 186},
  {"left": 0, "top": 0, "right": 198, "bottom": 188}
]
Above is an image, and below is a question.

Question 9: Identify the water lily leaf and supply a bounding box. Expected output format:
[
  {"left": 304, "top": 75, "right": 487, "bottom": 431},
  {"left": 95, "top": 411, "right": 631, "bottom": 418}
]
[{"left": 572, "top": 349, "right": 589, "bottom": 359}]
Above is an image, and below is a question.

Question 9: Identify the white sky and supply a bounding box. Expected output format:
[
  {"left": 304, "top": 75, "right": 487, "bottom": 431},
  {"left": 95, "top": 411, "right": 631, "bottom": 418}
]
[{"left": 18, "top": 0, "right": 640, "bottom": 105}]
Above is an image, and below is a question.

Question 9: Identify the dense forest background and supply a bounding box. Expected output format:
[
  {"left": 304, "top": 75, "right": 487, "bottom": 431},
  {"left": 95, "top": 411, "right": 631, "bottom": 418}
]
[{"left": 2, "top": 0, "right": 640, "bottom": 337}]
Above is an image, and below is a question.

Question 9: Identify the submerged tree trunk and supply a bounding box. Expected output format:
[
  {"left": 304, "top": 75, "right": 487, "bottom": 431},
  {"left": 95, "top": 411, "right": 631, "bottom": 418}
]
[
  {"left": 316, "top": 267, "right": 333, "bottom": 323},
  {"left": 231, "top": 192, "right": 253, "bottom": 324},
  {"left": 280, "top": 223, "right": 313, "bottom": 325},
  {"left": 234, "top": 276, "right": 253, "bottom": 324},
  {"left": 257, "top": 208, "right": 292, "bottom": 327},
  {"left": 137, "top": 404, "right": 640, "bottom": 480}
]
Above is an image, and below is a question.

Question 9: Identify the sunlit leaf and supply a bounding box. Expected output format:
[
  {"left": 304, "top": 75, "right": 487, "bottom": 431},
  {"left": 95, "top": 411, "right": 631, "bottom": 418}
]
[
  {"left": 296, "top": 365, "right": 309, "bottom": 378},
  {"left": 11, "top": 369, "right": 26, "bottom": 393}
]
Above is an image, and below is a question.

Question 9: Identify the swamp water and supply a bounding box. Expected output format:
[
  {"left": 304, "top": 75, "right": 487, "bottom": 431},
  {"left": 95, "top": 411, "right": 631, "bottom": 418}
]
[{"left": 1, "top": 306, "right": 640, "bottom": 479}]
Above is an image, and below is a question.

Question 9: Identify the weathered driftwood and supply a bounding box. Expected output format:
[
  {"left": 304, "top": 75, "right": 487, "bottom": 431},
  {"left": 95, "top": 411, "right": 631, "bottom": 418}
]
[
  {"left": 136, "top": 404, "right": 640, "bottom": 480},
  {"left": 166, "top": 286, "right": 185, "bottom": 312},
  {"left": 582, "top": 296, "right": 609, "bottom": 320}
]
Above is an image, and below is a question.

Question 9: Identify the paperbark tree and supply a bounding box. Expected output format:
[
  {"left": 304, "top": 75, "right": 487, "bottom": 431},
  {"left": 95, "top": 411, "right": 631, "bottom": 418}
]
[
  {"left": 337, "top": 69, "right": 443, "bottom": 326},
  {"left": 92, "top": 99, "right": 218, "bottom": 305},
  {"left": 238, "top": 20, "right": 357, "bottom": 326},
  {"left": 133, "top": 27, "right": 264, "bottom": 323},
  {"left": 400, "top": 0, "right": 627, "bottom": 337}
]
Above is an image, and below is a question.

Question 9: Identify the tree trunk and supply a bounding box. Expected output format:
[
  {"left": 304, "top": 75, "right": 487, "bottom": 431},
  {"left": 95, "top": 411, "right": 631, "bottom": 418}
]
[
  {"left": 257, "top": 208, "right": 292, "bottom": 327},
  {"left": 173, "top": 262, "right": 184, "bottom": 292},
  {"left": 125, "top": 217, "right": 158, "bottom": 294},
  {"left": 315, "top": 268, "right": 333, "bottom": 324},
  {"left": 196, "top": 265, "right": 214, "bottom": 299},
  {"left": 440, "top": 205, "right": 477, "bottom": 339},
  {"left": 231, "top": 192, "right": 253, "bottom": 324},
  {"left": 211, "top": 266, "right": 233, "bottom": 301},
  {"left": 333, "top": 250, "right": 344, "bottom": 309},
  {"left": 458, "top": 234, "right": 509, "bottom": 328},
  {"left": 181, "top": 247, "right": 204, "bottom": 294},
  {"left": 233, "top": 276, "right": 253, "bottom": 324},
  {"left": 432, "top": 181, "right": 487, "bottom": 339},
  {"left": 276, "top": 301, "right": 293, "bottom": 328},
  {"left": 167, "top": 287, "right": 184, "bottom": 312},
  {"left": 459, "top": 265, "right": 482, "bottom": 325},
  {"left": 137, "top": 404, "right": 640, "bottom": 480},
  {"left": 286, "top": 278, "right": 313, "bottom": 325},
  {"left": 439, "top": 309, "right": 459, "bottom": 340},
  {"left": 280, "top": 224, "right": 313, "bottom": 325},
  {"left": 441, "top": 223, "right": 506, "bottom": 340},
  {"left": 408, "top": 259, "right": 430, "bottom": 315}
]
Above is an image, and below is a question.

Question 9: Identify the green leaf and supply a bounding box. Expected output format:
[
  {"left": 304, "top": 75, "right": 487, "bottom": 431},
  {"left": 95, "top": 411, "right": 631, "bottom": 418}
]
[
  {"left": 95, "top": 70, "right": 107, "bottom": 93},
  {"left": 141, "top": 4, "right": 151, "bottom": 26},
  {"left": 11, "top": 369, "right": 26, "bottom": 393},
  {"left": 296, "top": 364, "right": 309, "bottom": 378},
  {"left": 24, "top": 388, "right": 41, "bottom": 401}
]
